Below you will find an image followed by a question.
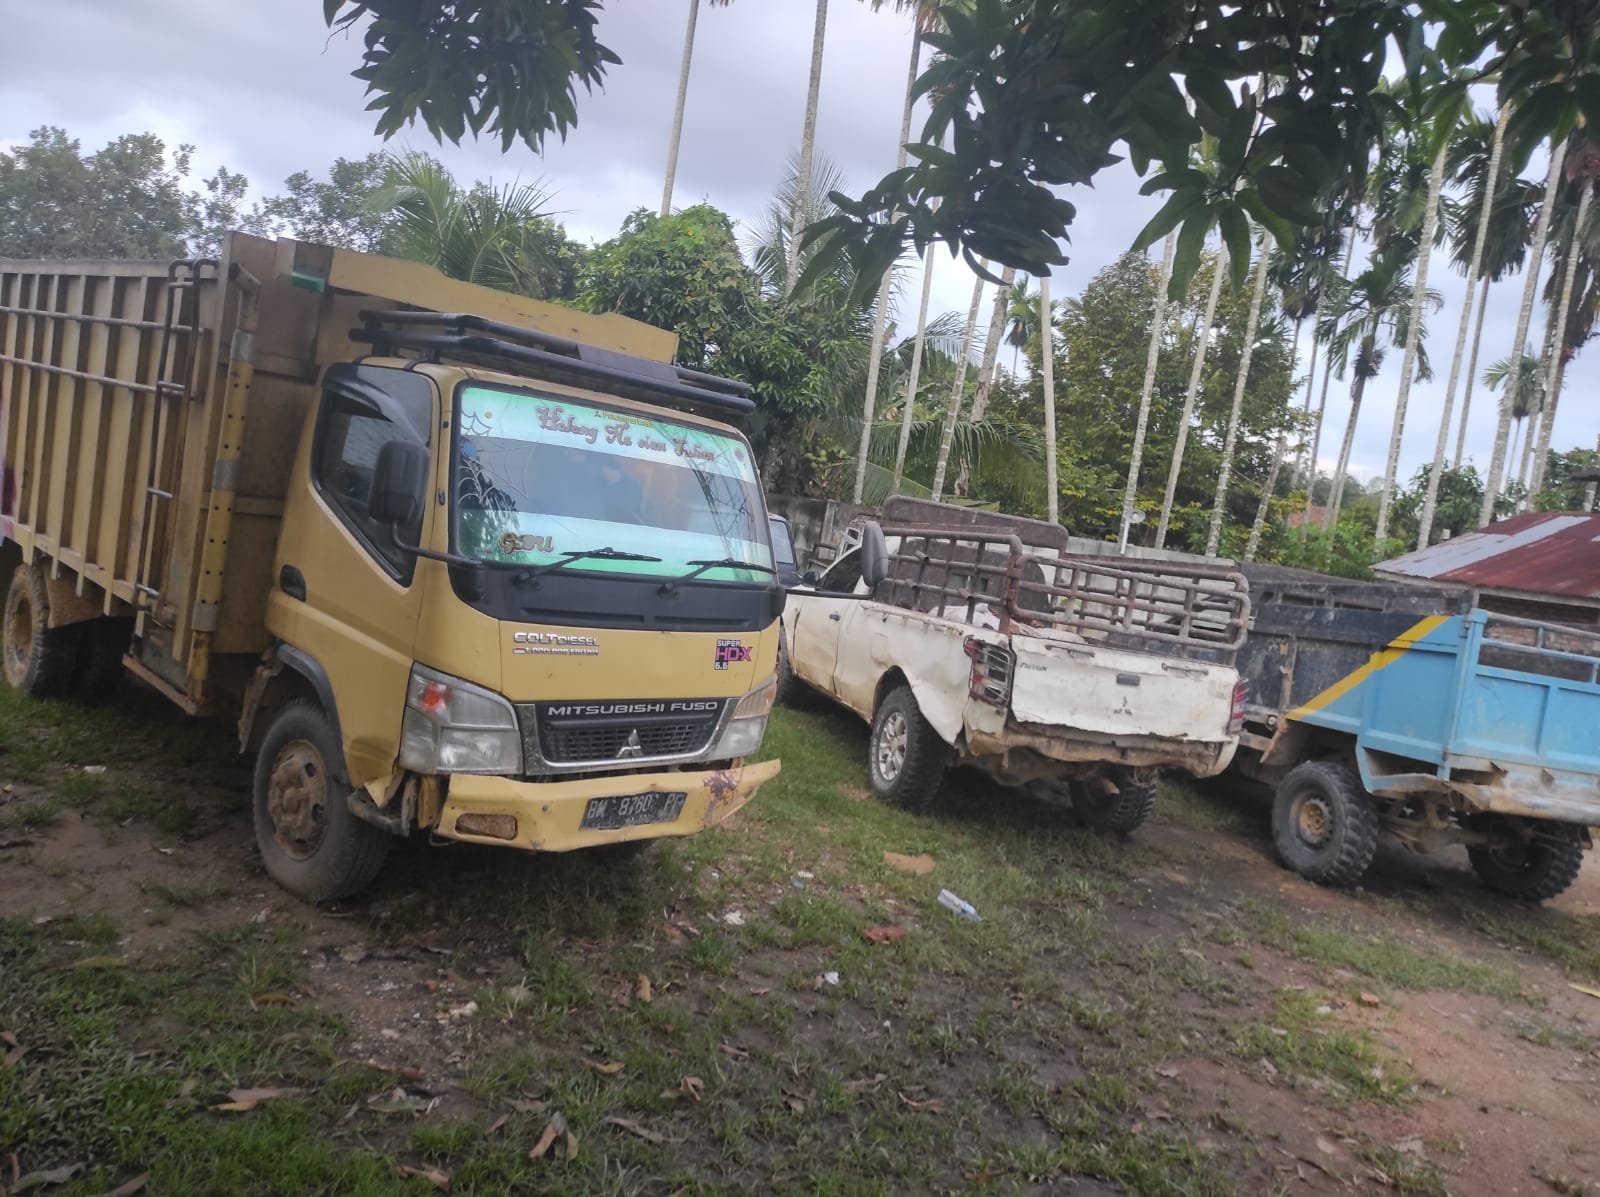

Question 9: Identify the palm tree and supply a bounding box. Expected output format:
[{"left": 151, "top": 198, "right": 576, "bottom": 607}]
[
  {"left": 782, "top": 0, "right": 833, "bottom": 295},
  {"left": 1481, "top": 140, "right": 1569, "bottom": 525},
  {"left": 1528, "top": 140, "right": 1600, "bottom": 497},
  {"left": 1004, "top": 279, "right": 1039, "bottom": 374},
  {"left": 1119, "top": 231, "right": 1176, "bottom": 549},
  {"left": 1320, "top": 249, "right": 1441, "bottom": 530},
  {"left": 1375, "top": 136, "right": 1450, "bottom": 543},
  {"left": 851, "top": 1, "right": 943, "bottom": 502},
  {"left": 1483, "top": 352, "right": 1544, "bottom": 492},
  {"left": 890, "top": 244, "right": 938, "bottom": 492},
  {"left": 930, "top": 264, "right": 989, "bottom": 500},
  {"left": 1155, "top": 247, "right": 1229, "bottom": 549},
  {"left": 1418, "top": 105, "right": 1509, "bottom": 548},
  {"left": 376, "top": 152, "right": 556, "bottom": 293},
  {"left": 1205, "top": 237, "right": 1272, "bottom": 558},
  {"left": 1040, "top": 273, "right": 1059, "bottom": 523},
  {"left": 954, "top": 263, "right": 1016, "bottom": 496},
  {"left": 660, "top": 0, "right": 735, "bottom": 217}
]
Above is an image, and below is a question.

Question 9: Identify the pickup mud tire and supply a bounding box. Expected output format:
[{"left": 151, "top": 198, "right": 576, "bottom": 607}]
[
  {"left": 1272, "top": 761, "right": 1379, "bottom": 887},
  {"left": 253, "top": 699, "right": 391, "bottom": 903},
  {"left": 868, "top": 685, "right": 947, "bottom": 811},
  {"left": 1075, "top": 769, "right": 1158, "bottom": 835},
  {"left": 1467, "top": 820, "right": 1584, "bottom": 902},
  {"left": 3, "top": 563, "right": 82, "bottom": 699}
]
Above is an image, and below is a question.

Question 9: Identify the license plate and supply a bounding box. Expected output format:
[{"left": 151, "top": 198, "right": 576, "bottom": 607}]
[{"left": 581, "top": 790, "right": 688, "bottom": 831}]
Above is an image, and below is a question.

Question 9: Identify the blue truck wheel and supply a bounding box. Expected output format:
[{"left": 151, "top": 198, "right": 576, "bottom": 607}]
[
  {"left": 1467, "top": 819, "right": 1584, "bottom": 903},
  {"left": 1272, "top": 761, "right": 1380, "bottom": 887}
]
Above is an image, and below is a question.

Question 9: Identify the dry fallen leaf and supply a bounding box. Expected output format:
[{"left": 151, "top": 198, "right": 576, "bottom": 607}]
[
  {"left": 1570, "top": 983, "right": 1600, "bottom": 1000},
  {"left": 512, "top": 1098, "right": 549, "bottom": 1115},
  {"left": 843, "top": 1073, "right": 888, "bottom": 1094},
  {"left": 395, "top": 1164, "right": 452, "bottom": 1191},
  {"left": 1154, "top": 1065, "right": 1181, "bottom": 1079},
  {"left": 636, "top": 974, "right": 653, "bottom": 1004},
  {"left": 748, "top": 985, "right": 771, "bottom": 997},
  {"left": 882, "top": 851, "right": 936, "bottom": 876},
  {"left": 2, "top": 1031, "right": 27, "bottom": 1070},
  {"left": 783, "top": 1092, "right": 807, "bottom": 1114},
  {"left": 251, "top": 992, "right": 296, "bottom": 1007},
  {"left": 606, "top": 1116, "right": 671, "bottom": 1144},
  {"left": 679, "top": 1075, "right": 704, "bottom": 1103},
  {"left": 371, "top": 1063, "right": 426, "bottom": 1083},
  {"left": 897, "top": 1091, "right": 945, "bottom": 1113},
  {"left": 96, "top": 1171, "right": 150, "bottom": 1197},
  {"left": 51, "top": 955, "right": 127, "bottom": 974},
  {"left": 584, "top": 1059, "right": 626, "bottom": 1076},
  {"left": 662, "top": 924, "right": 687, "bottom": 945},
  {"left": 486, "top": 1114, "right": 509, "bottom": 1136},
  {"left": 211, "top": 1086, "right": 305, "bottom": 1112},
  {"left": 1359, "top": 992, "right": 1382, "bottom": 1008},
  {"left": 529, "top": 1112, "right": 571, "bottom": 1161},
  {"left": 12, "top": 1163, "right": 84, "bottom": 1190},
  {"left": 718, "top": 1041, "right": 749, "bottom": 1060},
  {"left": 863, "top": 925, "right": 907, "bottom": 945}
]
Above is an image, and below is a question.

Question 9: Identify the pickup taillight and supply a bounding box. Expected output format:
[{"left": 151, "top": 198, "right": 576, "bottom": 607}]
[
  {"left": 1227, "top": 678, "right": 1248, "bottom": 735},
  {"left": 964, "top": 637, "right": 1014, "bottom": 709}
]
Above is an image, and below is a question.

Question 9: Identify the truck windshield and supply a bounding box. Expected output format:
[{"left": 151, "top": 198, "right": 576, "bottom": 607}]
[{"left": 454, "top": 384, "right": 773, "bottom": 582}]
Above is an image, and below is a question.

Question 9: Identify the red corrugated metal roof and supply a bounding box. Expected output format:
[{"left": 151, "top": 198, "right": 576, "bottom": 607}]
[{"left": 1375, "top": 512, "right": 1600, "bottom": 600}]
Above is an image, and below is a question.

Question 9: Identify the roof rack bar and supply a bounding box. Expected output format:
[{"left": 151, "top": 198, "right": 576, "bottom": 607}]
[
  {"left": 349, "top": 327, "right": 757, "bottom": 418},
  {"left": 360, "top": 309, "right": 585, "bottom": 358}
]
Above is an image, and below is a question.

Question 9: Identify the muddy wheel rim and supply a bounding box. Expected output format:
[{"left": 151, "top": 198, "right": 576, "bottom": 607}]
[
  {"left": 876, "top": 710, "right": 908, "bottom": 783},
  {"left": 1294, "top": 793, "right": 1332, "bottom": 847},
  {"left": 4, "top": 596, "right": 32, "bottom": 688},
  {"left": 267, "top": 740, "right": 329, "bottom": 861}
]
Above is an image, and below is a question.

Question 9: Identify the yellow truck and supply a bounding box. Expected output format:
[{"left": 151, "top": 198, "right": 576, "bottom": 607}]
[{"left": 0, "top": 232, "right": 783, "bottom": 900}]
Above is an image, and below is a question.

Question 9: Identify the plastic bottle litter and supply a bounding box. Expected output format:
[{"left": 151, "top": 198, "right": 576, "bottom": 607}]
[{"left": 936, "top": 889, "right": 981, "bottom": 922}]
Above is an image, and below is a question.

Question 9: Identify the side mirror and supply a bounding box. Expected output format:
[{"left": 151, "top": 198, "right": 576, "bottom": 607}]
[
  {"left": 801, "top": 570, "right": 820, "bottom": 587},
  {"left": 368, "top": 440, "right": 429, "bottom": 527},
  {"left": 860, "top": 520, "right": 889, "bottom": 591}
]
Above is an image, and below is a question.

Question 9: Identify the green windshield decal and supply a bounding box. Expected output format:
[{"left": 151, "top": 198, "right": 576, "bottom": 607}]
[{"left": 455, "top": 386, "right": 772, "bottom": 581}]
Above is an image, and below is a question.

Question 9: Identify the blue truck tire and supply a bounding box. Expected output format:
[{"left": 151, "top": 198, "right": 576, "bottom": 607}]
[{"left": 1272, "top": 761, "right": 1380, "bottom": 887}]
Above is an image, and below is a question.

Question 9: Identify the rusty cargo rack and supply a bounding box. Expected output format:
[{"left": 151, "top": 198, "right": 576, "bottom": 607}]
[{"left": 876, "top": 525, "right": 1251, "bottom": 665}]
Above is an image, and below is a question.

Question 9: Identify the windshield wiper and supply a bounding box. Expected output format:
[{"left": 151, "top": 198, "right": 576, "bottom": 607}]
[
  {"left": 670, "top": 557, "right": 778, "bottom": 586},
  {"left": 523, "top": 546, "right": 664, "bottom": 578}
]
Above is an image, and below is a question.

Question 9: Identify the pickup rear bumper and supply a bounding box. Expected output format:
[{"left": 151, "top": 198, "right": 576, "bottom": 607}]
[
  {"left": 966, "top": 725, "right": 1237, "bottom": 780},
  {"left": 434, "top": 759, "right": 781, "bottom": 852}
]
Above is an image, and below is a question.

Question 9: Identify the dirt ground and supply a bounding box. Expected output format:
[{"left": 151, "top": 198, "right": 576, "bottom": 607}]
[{"left": 2, "top": 702, "right": 1598, "bottom": 1196}]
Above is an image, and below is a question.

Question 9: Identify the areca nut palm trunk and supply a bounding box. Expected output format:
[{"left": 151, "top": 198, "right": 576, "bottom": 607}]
[
  {"left": 1375, "top": 140, "right": 1449, "bottom": 544},
  {"left": 1324, "top": 342, "right": 1374, "bottom": 530},
  {"left": 851, "top": 24, "right": 923, "bottom": 503},
  {"left": 660, "top": 0, "right": 702, "bottom": 217},
  {"left": 1291, "top": 312, "right": 1318, "bottom": 490},
  {"left": 1040, "top": 273, "right": 1059, "bottom": 524},
  {"left": 1481, "top": 139, "right": 1568, "bottom": 526},
  {"left": 1245, "top": 428, "right": 1288, "bottom": 560},
  {"left": 1205, "top": 239, "right": 1271, "bottom": 557},
  {"left": 931, "top": 264, "right": 989, "bottom": 500},
  {"left": 890, "top": 242, "right": 938, "bottom": 492},
  {"left": 1155, "top": 246, "right": 1229, "bottom": 549},
  {"left": 783, "top": 0, "right": 830, "bottom": 295},
  {"left": 955, "top": 263, "right": 1015, "bottom": 496},
  {"left": 1119, "top": 231, "right": 1177, "bottom": 550},
  {"left": 1530, "top": 181, "right": 1593, "bottom": 497},
  {"left": 1453, "top": 273, "right": 1492, "bottom": 468},
  {"left": 1301, "top": 231, "right": 1357, "bottom": 539}
]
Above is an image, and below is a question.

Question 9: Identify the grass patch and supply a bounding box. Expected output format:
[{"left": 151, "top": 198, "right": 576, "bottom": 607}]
[{"left": 1231, "top": 989, "right": 1414, "bottom": 1105}]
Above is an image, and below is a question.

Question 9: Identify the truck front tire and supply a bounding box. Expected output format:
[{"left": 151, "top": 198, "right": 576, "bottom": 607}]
[
  {"left": 868, "top": 685, "right": 947, "bottom": 811},
  {"left": 1467, "top": 819, "right": 1584, "bottom": 902},
  {"left": 1272, "top": 760, "right": 1379, "bottom": 887},
  {"left": 253, "top": 699, "right": 391, "bottom": 902},
  {"left": 3, "top": 563, "right": 81, "bottom": 699}
]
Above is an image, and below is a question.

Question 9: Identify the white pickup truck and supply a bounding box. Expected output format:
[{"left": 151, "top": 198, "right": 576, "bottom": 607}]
[{"left": 780, "top": 502, "right": 1250, "bottom": 831}]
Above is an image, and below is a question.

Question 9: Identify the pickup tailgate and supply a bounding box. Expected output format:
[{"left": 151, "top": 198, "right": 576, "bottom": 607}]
[{"left": 1009, "top": 636, "right": 1236, "bottom": 742}]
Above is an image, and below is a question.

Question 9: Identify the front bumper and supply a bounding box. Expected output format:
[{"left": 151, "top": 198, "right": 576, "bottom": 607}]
[{"left": 434, "top": 759, "right": 782, "bottom": 852}]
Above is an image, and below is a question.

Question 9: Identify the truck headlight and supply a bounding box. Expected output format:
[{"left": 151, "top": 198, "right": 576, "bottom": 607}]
[
  {"left": 710, "top": 674, "right": 777, "bottom": 760},
  {"left": 398, "top": 664, "right": 522, "bottom": 775}
]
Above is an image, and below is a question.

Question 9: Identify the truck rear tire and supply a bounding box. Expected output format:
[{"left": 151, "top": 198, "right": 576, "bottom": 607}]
[
  {"left": 1272, "top": 761, "right": 1379, "bottom": 887},
  {"left": 3, "top": 563, "right": 82, "bottom": 699},
  {"left": 868, "top": 685, "right": 947, "bottom": 811},
  {"left": 253, "top": 699, "right": 391, "bottom": 902},
  {"left": 1075, "top": 768, "right": 1158, "bottom": 835},
  {"left": 1467, "top": 820, "right": 1584, "bottom": 902}
]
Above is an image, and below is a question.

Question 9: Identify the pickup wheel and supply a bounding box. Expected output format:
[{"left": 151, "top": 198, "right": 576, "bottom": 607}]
[
  {"left": 1272, "top": 761, "right": 1379, "bottom": 887},
  {"left": 1467, "top": 819, "right": 1584, "bottom": 902},
  {"left": 868, "top": 685, "right": 947, "bottom": 811},
  {"left": 3, "top": 563, "right": 82, "bottom": 699},
  {"left": 1075, "top": 769, "right": 1158, "bottom": 835},
  {"left": 253, "top": 699, "right": 391, "bottom": 903}
]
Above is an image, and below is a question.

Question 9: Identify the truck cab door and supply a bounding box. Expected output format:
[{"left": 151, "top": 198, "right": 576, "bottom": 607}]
[
  {"left": 788, "top": 549, "right": 864, "bottom": 699},
  {"left": 268, "top": 364, "right": 437, "bottom": 789}
]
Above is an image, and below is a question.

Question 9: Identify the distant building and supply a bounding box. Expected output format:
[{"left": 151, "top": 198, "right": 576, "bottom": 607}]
[{"left": 1375, "top": 512, "right": 1600, "bottom": 627}]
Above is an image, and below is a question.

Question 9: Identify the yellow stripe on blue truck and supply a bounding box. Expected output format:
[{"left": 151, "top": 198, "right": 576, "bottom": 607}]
[{"left": 1287, "top": 614, "right": 1452, "bottom": 721}]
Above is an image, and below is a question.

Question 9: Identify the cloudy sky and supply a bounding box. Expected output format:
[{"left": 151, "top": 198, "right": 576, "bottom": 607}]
[{"left": 4, "top": 0, "right": 1595, "bottom": 491}]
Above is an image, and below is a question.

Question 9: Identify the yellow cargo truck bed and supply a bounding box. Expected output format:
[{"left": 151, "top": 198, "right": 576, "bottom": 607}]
[{"left": 0, "top": 232, "right": 677, "bottom": 712}]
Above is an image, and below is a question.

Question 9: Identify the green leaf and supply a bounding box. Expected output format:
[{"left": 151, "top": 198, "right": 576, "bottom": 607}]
[
  {"left": 1131, "top": 187, "right": 1205, "bottom": 252},
  {"left": 1215, "top": 203, "right": 1253, "bottom": 284},
  {"left": 1168, "top": 205, "right": 1214, "bottom": 300}
]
